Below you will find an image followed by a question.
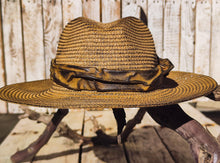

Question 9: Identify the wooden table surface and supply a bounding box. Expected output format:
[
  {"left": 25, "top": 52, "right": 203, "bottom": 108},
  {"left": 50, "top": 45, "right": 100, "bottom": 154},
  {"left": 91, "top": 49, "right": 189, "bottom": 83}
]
[{"left": 0, "top": 102, "right": 219, "bottom": 163}]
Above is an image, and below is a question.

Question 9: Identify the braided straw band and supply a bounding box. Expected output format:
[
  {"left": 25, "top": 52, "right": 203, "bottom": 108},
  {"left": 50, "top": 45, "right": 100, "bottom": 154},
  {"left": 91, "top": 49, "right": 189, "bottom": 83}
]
[{"left": 50, "top": 58, "right": 174, "bottom": 92}]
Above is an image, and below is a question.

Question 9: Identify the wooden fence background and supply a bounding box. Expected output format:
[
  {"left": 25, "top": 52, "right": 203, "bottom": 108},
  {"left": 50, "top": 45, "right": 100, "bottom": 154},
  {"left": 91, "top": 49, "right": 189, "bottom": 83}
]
[{"left": 0, "top": 0, "right": 219, "bottom": 113}]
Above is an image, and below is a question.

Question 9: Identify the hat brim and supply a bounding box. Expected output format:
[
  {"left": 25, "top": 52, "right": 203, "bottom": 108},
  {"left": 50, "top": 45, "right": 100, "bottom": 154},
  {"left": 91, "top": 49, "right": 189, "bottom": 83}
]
[{"left": 0, "top": 71, "right": 217, "bottom": 109}]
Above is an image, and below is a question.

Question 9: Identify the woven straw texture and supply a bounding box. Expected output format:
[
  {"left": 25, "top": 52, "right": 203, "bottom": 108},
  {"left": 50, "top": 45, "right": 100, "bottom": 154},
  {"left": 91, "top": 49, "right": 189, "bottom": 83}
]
[
  {"left": 56, "top": 17, "right": 157, "bottom": 70},
  {"left": 0, "top": 71, "right": 217, "bottom": 109},
  {"left": 0, "top": 17, "right": 218, "bottom": 109}
]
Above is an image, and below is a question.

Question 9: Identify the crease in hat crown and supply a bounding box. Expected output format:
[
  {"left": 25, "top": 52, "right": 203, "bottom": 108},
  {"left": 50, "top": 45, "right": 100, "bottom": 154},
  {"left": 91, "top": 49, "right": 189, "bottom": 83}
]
[{"left": 55, "top": 17, "right": 158, "bottom": 71}]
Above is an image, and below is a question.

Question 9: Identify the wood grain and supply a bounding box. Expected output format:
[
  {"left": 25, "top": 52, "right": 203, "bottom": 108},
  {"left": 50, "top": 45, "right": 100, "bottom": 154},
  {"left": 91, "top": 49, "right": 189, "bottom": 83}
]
[
  {"left": 1, "top": 0, "right": 25, "bottom": 113},
  {"left": 124, "top": 127, "right": 175, "bottom": 163},
  {"left": 43, "top": 0, "right": 63, "bottom": 79},
  {"left": 194, "top": 0, "right": 211, "bottom": 75},
  {"left": 81, "top": 110, "right": 127, "bottom": 163},
  {"left": 22, "top": 0, "right": 45, "bottom": 81},
  {"left": 163, "top": 0, "right": 181, "bottom": 70},
  {"left": 148, "top": 0, "right": 164, "bottom": 58},
  {"left": 180, "top": 0, "right": 196, "bottom": 72},
  {"left": 122, "top": 0, "right": 147, "bottom": 19},
  {"left": 62, "top": 0, "right": 82, "bottom": 27},
  {"left": 0, "top": 3, "right": 7, "bottom": 113},
  {"left": 82, "top": 0, "right": 100, "bottom": 21},
  {"left": 210, "top": 0, "right": 220, "bottom": 83},
  {"left": 102, "top": 0, "right": 121, "bottom": 23}
]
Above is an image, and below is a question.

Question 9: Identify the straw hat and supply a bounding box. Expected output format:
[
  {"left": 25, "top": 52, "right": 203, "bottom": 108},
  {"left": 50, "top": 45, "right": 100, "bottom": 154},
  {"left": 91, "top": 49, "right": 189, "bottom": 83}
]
[{"left": 0, "top": 17, "right": 217, "bottom": 109}]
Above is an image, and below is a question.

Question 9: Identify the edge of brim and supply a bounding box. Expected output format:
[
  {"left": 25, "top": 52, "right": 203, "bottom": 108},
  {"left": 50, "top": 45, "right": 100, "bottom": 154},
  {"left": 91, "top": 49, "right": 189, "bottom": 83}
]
[{"left": 0, "top": 71, "right": 218, "bottom": 109}]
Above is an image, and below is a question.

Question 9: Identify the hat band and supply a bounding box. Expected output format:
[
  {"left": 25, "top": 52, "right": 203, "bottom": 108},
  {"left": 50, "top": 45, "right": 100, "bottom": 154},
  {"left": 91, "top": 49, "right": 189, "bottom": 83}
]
[{"left": 50, "top": 58, "right": 173, "bottom": 92}]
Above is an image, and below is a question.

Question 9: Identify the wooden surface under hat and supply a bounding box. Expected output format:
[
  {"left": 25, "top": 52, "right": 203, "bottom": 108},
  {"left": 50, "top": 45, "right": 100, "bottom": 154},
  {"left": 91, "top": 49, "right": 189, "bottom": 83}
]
[{"left": 0, "top": 71, "right": 217, "bottom": 109}]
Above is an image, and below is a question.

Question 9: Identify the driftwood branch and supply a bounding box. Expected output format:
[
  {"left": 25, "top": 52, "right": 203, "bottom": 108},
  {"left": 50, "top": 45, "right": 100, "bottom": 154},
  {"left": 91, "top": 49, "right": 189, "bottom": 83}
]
[{"left": 206, "top": 85, "right": 220, "bottom": 101}]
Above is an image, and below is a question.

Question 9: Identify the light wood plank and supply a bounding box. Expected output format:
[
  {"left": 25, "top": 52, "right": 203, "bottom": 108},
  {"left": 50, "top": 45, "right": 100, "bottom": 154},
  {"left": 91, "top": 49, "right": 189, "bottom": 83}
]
[
  {"left": 82, "top": 0, "right": 100, "bottom": 22},
  {"left": 62, "top": 0, "right": 82, "bottom": 27},
  {"left": 0, "top": 4, "right": 7, "bottom": 113},
  {"left": 0, "top": 110, "right": 84, "bottom": 163},
  {"left": 163, "top": 0, "right": 181, "bottom": 70},
  {"left": 180, "top": 102, "right": 220, "bottom": 138},
  {"left": 122, "top": 0, "right": 147, "bottom": 19},
  {"left": 43, "top": 0, "right": 63, "bottom": 79},
  {"left": 194, "top": 0, "right": 211, "bottom": 75},
  {"left": 81, "top": 110, "right": 127, "bottom": 163},
  {"left": 1, "top": 0, "right": 25, "bottom": 113},
  {"left": 0, "top": 117, "right": 46, "bottom": 163},
  {"left": 210, "top": 0, "right": 220, "bottom": 83},
  {"left": 34, "top": 110, "right": 84, "bottom": 163},
  {"left": 180, "top": 0, "right": 196, "bottom": 72},
  {"left": 102, "top": 0, "right": 121, "bottom": 23},
  {"left": 147, "top": 0, "right": 164, "bottom": 58},
  {"left": 21, "top": 0, "right": 47, "bottom": 113},
  {"left": 22, "top": 0, "right": 45, "bottom": 81}
]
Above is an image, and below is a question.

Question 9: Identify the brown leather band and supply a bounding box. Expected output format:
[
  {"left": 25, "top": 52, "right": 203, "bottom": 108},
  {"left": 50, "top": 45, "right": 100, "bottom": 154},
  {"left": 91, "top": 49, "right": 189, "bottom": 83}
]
[{"left": 50, "top": 58, "right": 173, "bottom": 92}]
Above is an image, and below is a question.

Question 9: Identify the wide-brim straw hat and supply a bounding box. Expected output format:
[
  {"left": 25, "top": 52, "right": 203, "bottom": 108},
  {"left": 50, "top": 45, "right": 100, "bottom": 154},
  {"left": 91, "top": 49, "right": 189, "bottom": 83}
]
[{"left": 0, "top": 17, "right": 217, "bottom": 109}]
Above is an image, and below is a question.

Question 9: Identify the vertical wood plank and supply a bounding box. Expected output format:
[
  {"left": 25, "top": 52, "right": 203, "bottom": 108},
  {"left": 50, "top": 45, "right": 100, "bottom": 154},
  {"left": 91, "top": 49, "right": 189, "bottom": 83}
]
[
  {"left": 210, "top": 0, "right": 220, "bottom": 83},
  {"left": 102, "top": 0, "right": 121, "bottom": 23},
  {"left": 122, "top": 0, "right": 147, "bottom": 19},
  {"left": 1, "top": 0, "right": 25, "bottom": 113},
  {"left": 21, "top": 0, "right": 47, "bottom": 113},
  {"left": 179, "top": 0, "right": 196, "bottom": 73},
  {"left": 163, "top": 0, "right": 181, "bottom": 70},
  {"left": 22, "top": 0, "right": 45, "bottom": 81},
  {"left": 194, "top": 0, "right": 211, "bottom": 75},
  {"left": 148, "top": 0, "right": 164, "bottom": 58},
  {"left": 0, "top": 3, "right": 7, "bottom": 113},
  {"left": 82, "top": 0, "right": 101, "bottom": 22},
  {"left": 62, "top": 0, "right": 83, "bottom": 27},
  {"left": 43, "top": 0, "right": 63, "bottom": 79}
]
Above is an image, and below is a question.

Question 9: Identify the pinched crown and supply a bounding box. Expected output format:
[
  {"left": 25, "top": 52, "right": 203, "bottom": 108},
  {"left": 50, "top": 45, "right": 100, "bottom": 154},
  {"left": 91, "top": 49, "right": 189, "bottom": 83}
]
[{"left": 55, "top": 17, "right": 158, "bottom": 71}]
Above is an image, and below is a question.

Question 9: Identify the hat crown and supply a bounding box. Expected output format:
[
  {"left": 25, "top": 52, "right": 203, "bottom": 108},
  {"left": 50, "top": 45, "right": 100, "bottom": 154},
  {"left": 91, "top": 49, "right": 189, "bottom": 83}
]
[{"left": 55, "top": 17, "right": 158, "bottom": 71}]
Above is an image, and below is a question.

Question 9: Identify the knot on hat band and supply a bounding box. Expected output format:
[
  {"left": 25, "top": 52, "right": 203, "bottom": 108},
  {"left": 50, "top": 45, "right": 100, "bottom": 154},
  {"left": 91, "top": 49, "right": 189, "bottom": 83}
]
[{"left": 50, "top": 58, "right": 174, "bottom": 92}]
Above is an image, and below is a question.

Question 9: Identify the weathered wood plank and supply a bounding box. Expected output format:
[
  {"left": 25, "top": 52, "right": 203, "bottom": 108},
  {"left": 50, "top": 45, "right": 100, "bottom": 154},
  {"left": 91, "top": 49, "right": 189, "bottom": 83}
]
[
  {"left": 21, "top": 0, "right": 47, "bottom": 113},
  {"left": 180, "top": 0, "right": 196, "bottom": 72},
  {"left": 124, "top": 109, "right": 174, "bottom": 163},
  {"left": 1, "top": 0, "right": 25, "bottom": 113},
  {"left": 0, "top": 117, "right": 46, "bottom": 162},
  {"left": 81, "top": 110, "right": 127, "bottom": 163},
  {"left": 180, "top": 102, "right": 220, "bottom": 138},
  {"left": 22, "top": 0, "right": 45, "bottom": 81},
  {"left": 102, "top": 0, "right": 121, "bottom": 23},
  {"left": 0, "top": 4, "right": 7, "bottom": 113},
  {"left": 163, "top": 0, "right": 181, "bottom": 70},
  {"left": 124, "top": 127, "right": 175, "bottom": 163},
  {"left": 195, "top": 101, "right": 220, "bottom": 112},
  {"left": 210, "top": 0, "right": 220, "bottom": 84},
  {"left": 62, "top": 0, "right": 82, "bottom": 27},
  {"left": 34, "top": 110, "right": 84, "bottom": 162},
  {"left": 194, "top": 0, "right": 211, "bottom": 75},
  {"left": 122, "top": 0, "right": 147, "bottom": 19},
  {"left": 43, "top": 0, "right": 63, "bottom": 79},
  {"left": 155, "top": 127, "right": 196, "bottom": 163},
  {"left": 82, "top": 0, "right": 100, "bottom": 22},
  {"left": 147, "top": 0, "right": 164, "bottom": 58},
  {"left": 0, "top": 110, "right": 84, "bottom": 163}
]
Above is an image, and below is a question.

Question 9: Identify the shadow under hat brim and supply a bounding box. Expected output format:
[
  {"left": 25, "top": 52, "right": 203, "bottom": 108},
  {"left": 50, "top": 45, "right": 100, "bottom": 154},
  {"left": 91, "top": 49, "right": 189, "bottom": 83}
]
[{"left": 0, "top": 71, "right": 217, "bottom": 109}]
